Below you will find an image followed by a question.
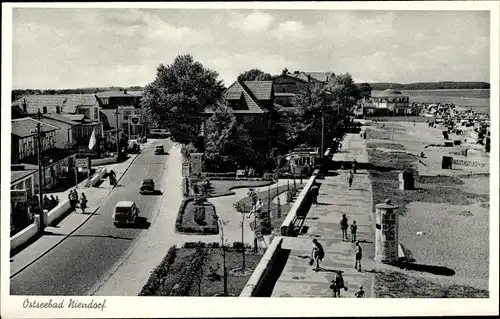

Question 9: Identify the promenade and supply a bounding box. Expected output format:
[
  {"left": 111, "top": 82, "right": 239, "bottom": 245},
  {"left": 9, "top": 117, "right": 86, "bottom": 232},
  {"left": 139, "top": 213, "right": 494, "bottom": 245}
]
[{"left": 271, "top": 132, "right": 376, "bottom": 297}]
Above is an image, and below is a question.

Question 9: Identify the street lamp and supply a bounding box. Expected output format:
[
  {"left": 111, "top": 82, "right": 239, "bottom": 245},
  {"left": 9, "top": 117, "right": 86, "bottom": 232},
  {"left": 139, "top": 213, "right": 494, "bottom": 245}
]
[
  {"left": 31, "top": 109, "right": 45, "bottom": 232},
  {"left": 113, "top": 109, "right": 121, "bottom": 159}
]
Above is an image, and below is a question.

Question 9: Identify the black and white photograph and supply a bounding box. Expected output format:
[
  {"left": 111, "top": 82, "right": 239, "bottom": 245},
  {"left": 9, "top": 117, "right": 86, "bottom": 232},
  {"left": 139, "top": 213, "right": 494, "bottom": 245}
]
[{"left": 1, "top": 1, "right": 499, "bottom": 318}]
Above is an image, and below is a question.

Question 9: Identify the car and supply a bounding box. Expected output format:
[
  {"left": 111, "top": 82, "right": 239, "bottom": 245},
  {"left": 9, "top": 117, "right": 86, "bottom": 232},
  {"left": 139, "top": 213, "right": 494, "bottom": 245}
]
[
  {"left": 154, "top": 145, "right": 164, "bottom": 155},
  {"left": 112, "top": 201, "right": 139, "bottom": 227},
  {"left": 139, "top": 179, "right": 155, "bottom": 194}
]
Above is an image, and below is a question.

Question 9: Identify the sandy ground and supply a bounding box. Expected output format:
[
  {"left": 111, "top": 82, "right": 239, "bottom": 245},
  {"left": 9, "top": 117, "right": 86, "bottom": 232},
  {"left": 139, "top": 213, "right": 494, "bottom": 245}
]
[{"left": 365, "top": 120, "right": 490, "bottom": 291}]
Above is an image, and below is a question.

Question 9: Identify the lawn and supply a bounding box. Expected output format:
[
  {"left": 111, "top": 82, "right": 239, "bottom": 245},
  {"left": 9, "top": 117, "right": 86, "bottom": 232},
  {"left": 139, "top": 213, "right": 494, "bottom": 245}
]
[
  {"left": 207, "top": 180, "right": 274, "bottom": 198},
  {"left": 235, "top": 182, "right": 305, "bottom": 234},
  {"left": 366, "top": 116, "right": 429, "bottom": 123},
  {"left": 374, "top": 271, "right": 489, "bottom": 298}
]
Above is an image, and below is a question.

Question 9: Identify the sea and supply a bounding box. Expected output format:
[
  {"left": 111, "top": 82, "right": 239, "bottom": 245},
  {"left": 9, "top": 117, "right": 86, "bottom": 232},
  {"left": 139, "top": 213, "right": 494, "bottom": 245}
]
[{"left": 372, "top": 89, "right": 491, "bottom": 114}]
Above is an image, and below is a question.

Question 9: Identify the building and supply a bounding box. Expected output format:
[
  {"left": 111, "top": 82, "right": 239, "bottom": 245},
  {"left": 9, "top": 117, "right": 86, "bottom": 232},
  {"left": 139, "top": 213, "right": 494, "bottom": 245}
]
[
  {"left": 11, "top": 117, "right": 77, "bottom": 191},
  {"left": 11, "top": 117, "right": 58, "bottom": 163},
  {"left": 365, "top": 89, "right": 417, "bottom": 116},
  {"left": 203, "top": 80, "right": 275, "bottom": 160},
  {"left": 12, "top": 94, "right": 101, "bottom": 121},
  {"left": 272, "top": 71, "right": 333, "bottom": 107},
  {"left": 96, "top": 90, "right": 146, "bottom": 139},
  {"left": 36, "top": 113, "right": 103, "bottom": 153},
  {"left": 10, "top": 164, "right": 38, "bottom": 234}
]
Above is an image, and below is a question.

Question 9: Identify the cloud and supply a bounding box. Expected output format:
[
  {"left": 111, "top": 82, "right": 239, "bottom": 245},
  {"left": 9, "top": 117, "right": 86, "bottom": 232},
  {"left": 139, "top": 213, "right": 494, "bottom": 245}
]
[
  {"left": 229, "top": 11, "right": 276, "bottom": 33},
  {"left": 11, "top": 9, "right": 490, "bottom": 88}
]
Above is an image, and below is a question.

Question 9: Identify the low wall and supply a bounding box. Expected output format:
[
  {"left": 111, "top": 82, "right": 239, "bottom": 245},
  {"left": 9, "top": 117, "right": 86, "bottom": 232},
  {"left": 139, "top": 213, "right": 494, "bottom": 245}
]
[
  {"left": 240, "top": 237, "right": 284, "bottom": 297},
  {"left": 280, "top": 175, "right": 317, "bottom": 236},
  {"left": 11, "top": 219, "right": 40, "bottom": 251},
  {"left": 46, "top": 200, "right": 71, "bottom": 226},
  {"left": 91, "top": 157, "right": 117, "bottom": 166},
  {"left": 85, "top": 168, "right": 107, "bottom": 188}
]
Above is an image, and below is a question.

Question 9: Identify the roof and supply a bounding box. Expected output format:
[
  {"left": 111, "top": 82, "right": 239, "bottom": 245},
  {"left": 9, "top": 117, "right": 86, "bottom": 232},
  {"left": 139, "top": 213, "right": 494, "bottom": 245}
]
[
  {"left": 95, "top": 90, "right": 138, "bottom": 98},
  {"left": 11, "top": 117, "right": 59, "bottom": 137},
  {"left": 115, "top": 201, "right": 135, "bottom": 207},
  {"left": 12, "top": 94, "right": 97, "bottom": 114},
  {"left": 375, "top": 89, "right": 405, "bottom": 97},
  {"left": 275, "top": 93, "right": 295, "bottom": 97},
  {"left": 242, "top": 81, "right": 273, "bottom": 100},
  {"left": 289, "top": 71, "right": 331, "bottom": 83},
  {"left": 206, "top": 80, "right": 272, "bottom": 114},
  {"left": 127, "top": 90, "right": 144, "bottom": 97},
  {"left": 41, "top": 113, "right": 80, "bottom": 126},
  {"left": 60, "top": 114, "right": 85, "bottom": 122},
  {"left": 11, "top": 164, "right": 38, "bottom": 184}
]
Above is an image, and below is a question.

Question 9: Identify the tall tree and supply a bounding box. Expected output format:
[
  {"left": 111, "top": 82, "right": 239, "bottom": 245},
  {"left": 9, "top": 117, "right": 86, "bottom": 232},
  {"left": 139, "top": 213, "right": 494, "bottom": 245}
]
[
  {"left": 237, "top": 69, "right": 272, "bottom": 81},
  {"left": 204, "top": 103, "right": 256, "bottom": 168},
  {"left": 358, "top": 83, "right": 372, "bottom": 99},
  {"left": 141, "top": 54, "right": 225, "bottom": 145},
  {"left": 326, "top": 73, "right": 362, "bottom": 114}
]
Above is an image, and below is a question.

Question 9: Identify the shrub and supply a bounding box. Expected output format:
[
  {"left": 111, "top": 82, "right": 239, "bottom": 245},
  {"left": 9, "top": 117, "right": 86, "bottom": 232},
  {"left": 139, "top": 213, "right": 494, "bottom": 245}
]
[
  {"left": 183, "top": 241, "right": 206, "bottom": 248},
  {"left": 232, "top": 241, "right": 252, "bottom": 251},
  {"left": 262, "top": 172, "right": 274, "bottom": 180},
  {"left": 194, "top": 206, "right": 206, "bottom": 226},
  {"left": 287, "top": 189, "right": 298, "bottom": 203},
  {"left": 175, "top": 197, "right": 194, "bottom": 232},
  {"left": 204, "top": 172, "right": 237, "bottom": 178},
  {"left": 260, "top": 217, "right": 273, "bottom": 235},
  {"left": 139, "top": 246, "right": 178, "bottom": 296}
]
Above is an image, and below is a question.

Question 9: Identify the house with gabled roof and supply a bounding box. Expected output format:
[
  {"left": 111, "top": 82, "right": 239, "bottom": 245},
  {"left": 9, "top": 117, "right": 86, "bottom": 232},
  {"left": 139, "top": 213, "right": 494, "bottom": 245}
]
[
  {"left": 203, "top": 80, "right": 275, "bottom": 160},
  {"left": 272, "top": 71, "right": 334, "bottom": 107},
  {"left": 11, "top": 117, "right": 59, "bottom": 164}
]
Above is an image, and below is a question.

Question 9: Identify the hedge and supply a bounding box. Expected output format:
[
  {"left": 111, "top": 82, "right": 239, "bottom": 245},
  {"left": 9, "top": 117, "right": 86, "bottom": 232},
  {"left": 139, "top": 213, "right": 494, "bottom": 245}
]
[
  {"left": 169, "top": 246, "right": 207, "bottom": 296},
  {"left": 183, "top": 241, "right": 220, "bottom": 248},
  {"left": 175, "top": 197, "right": 194, "bottom": 233},
  {"left": 138, "top": 246, "right": 178, "bottom": 296},
  {"left": 204, "top": 172, "right": 237, "bottom": 178}
]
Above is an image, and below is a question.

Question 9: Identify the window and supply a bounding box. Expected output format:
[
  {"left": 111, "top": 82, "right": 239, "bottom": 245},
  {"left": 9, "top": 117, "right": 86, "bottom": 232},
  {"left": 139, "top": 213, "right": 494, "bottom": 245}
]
[
  {"left": 94, "top": 108, "right": 99, "bottom": 120},
  {"left": 28, "top": 141, "right": 32, "bottom": 155},
  {"left": 101, "top": 98, "right": 109, "bottom": 105}
]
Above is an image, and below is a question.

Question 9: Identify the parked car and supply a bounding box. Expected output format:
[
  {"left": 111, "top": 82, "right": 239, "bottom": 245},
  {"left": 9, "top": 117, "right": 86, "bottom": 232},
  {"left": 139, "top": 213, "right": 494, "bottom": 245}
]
[
  {"left": 112, "top": 201, "right": 139, "bottom": 227},
  {"left": 139, "top": 179, "right": 155, "bottom": 194},
  {"left": 154, "top": 145, "right": 164, "bottom": 155}
]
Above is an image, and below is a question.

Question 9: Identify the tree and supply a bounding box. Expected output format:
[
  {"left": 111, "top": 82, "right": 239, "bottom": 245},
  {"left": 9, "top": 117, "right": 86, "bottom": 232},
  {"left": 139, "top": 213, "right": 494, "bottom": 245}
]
[
  {"left": 141, "top": 54, "right": 225, "bottom": 145},
  {"left": 204, "top": 103, "right": 256, "bottom": 169},
  {"left": 326, "top": 73, "right": 362, "bottom": 114},
  {"left": 237, "top": 69, "right": 272, "bottom": 81},
  {"left": 358, "top": 83, "right": 372, "bottom": 99}
]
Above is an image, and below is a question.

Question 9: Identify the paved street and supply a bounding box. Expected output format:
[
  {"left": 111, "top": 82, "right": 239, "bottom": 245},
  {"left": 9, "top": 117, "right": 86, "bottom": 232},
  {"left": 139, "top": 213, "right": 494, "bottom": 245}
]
[{"left": 10, "top": 139, "right": 173, "bottom": 295}]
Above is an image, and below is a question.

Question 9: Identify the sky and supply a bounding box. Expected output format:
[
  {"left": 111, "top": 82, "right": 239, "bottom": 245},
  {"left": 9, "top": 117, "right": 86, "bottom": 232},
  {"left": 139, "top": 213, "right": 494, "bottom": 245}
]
[{"left": 11, "top": 8, "right": 490, "bottom": 89}]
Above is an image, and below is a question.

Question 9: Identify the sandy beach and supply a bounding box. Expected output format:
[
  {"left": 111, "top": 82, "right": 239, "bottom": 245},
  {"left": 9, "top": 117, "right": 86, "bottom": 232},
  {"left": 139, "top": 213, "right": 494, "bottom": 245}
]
[{"left": 364, "top": 119, "right": 490, "bottom": 294}]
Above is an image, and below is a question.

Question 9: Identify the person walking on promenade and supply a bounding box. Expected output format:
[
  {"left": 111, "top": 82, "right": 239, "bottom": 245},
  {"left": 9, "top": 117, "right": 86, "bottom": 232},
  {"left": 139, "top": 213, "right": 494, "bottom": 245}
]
[
  {"left": 341, "top": 214, "right": 349, "bottom": 241},
  {"left": 355, "top": 285, "right": 365, "bottom": 298},
  {"left": 68, "top": 190, "right": 76, "bottom": 211},
  {"left": 80, "top": 193, "right": 88, "bottom": 214},
  {"left": 55, "top": 195, "right": 60, "bottom": 205},
  {"left": 311, "top": 239, "right": 325, "bottom": 271},
  {"left": 347, "top": 170, "right": 354, "bottom": 190},
  {"left": 330, "top": 270, "right": 346, "bottom": 298},
  {"left": 49, "top": 195, "right": 57, "bottom": 209},
  {"left": 354, "top": 241, "right": 363, "bottom": 272},
  {"left": 352, "top": 160, "right": 357, "bottom": 174},
  {"left": 350, "top": 220, "right": 358, "bottom": 243}
]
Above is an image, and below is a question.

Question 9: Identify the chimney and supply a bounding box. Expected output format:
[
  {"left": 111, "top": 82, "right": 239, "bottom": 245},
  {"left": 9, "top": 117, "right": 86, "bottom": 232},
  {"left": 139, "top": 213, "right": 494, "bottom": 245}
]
[
  {"left": 308, "top": 75, "right": 311, "bottom": 83},
  {"left": 56, "top": 106, "right": 61, "bottom": 114},
  {"left": 22, "top": 98, "right": 27, "bottom": 113},
  {"left": 124, "top": 89, "right": 127, "bottom": 95},
  {"left": 42, "top": 106, "right": 48, "bottom": 114}
]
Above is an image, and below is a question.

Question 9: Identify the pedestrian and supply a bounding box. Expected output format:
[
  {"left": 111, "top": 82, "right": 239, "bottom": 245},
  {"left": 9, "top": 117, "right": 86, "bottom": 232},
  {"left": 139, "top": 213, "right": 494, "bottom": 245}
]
[
  {"left": 311, "top": 239, "right": 325, "bottom": 271},
  {"left": 347, "top": 170, "right": 354, "bottom": 190},
  {"left": 330, "top": 270, "right": 346, "bottom": 298},
  {"left": 311, "top": 185, "right": 319, "bottom": 205},
  {"left": 354, "top": 241, "right": 363, "bottom": 272},
  {"left": 352, "top": 160, "right": 357, "bottom": 174},
  {"left": 70, "top": 190, "right": 77, "bottom": 211},
  {"left": 49, "top": 195, "right": 57, "bottom": 209},
  {"left": 340, "top": 214, "right": 349, "bottom": 241},
  {"left": 80, "top": 193, "right": 87, "bottom": 214},
  {"left": 43, "top": 195, "right": 50, "bottom": 210},
  {"left": 350, "top": 220, "right": 357, "bottom": 242},
  {"left": 55, "top": 195, "right": 60, "bottom": 205},
  {"left": 355, "top": 285, "right": 365, "bottom": 298}
]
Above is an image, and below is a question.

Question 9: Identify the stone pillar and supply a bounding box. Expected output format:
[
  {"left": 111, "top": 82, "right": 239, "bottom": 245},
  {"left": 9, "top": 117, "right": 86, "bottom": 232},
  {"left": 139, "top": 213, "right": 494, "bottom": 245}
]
[{"left": 375, "top": 199, "right": 400, "bottom": 264}]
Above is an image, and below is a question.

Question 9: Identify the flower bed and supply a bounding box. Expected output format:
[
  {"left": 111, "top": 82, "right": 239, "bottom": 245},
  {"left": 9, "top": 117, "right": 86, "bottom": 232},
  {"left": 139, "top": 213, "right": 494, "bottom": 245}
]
[
  {"left": 208, "top": 180, "right": 274, "bottom": 197},
  {"left": 138, "top": 246, "right": 178, "bottom": 296},
  {"left": 176, "top": 197, "right": 218, "bottom": 234}
]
